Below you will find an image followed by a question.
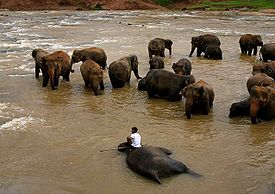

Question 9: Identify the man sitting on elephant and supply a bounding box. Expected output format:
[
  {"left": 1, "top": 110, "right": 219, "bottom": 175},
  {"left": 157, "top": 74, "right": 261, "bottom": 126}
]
[{"left": 127, "top": 127, "right": 142, "bottom": 151}]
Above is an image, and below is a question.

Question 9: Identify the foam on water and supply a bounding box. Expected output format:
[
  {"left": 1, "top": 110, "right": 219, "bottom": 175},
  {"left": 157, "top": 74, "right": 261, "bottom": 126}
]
[
  {"left": 0, "top": 103, "right": 44, "bottom": 132},
  {"left": 0, "top": 116, "right": 43, "bottom": 131}
]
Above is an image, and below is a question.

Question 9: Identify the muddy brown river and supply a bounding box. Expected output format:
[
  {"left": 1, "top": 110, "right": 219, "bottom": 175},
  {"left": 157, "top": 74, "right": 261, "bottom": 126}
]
[{"left": 0, "top": 10, "right": 274, "bottom": 194}]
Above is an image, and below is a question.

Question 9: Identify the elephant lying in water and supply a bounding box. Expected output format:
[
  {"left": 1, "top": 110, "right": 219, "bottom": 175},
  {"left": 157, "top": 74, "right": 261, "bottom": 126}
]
[{"left": 118, "top": 143, "right": 201, "bottom": 184}]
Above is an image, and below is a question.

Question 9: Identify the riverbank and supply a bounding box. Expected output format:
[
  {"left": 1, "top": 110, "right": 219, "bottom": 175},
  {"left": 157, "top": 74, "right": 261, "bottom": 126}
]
[{"left": 0, "top": 0, "right": 275, "bottom": 17}]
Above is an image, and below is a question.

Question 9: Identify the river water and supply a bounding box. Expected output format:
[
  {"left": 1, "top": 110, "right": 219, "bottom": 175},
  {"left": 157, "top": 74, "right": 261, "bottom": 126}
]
[{"left": 0, "top": 10, "right": 274, "bottom": 194}]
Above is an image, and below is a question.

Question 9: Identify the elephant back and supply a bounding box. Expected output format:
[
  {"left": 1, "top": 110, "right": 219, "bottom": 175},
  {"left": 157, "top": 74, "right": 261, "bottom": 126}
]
[
  {"left": 84, "top": 47, "right": 107, "bottom": 69},
  {"left": 108, "top": 58, "right": 131, "bottom": 88},
  {"left": 200, "top": 34, "right": 221, "bottom": 46},
  {"left": 247, "top": 73, "right": 274, "bottom": 94}
]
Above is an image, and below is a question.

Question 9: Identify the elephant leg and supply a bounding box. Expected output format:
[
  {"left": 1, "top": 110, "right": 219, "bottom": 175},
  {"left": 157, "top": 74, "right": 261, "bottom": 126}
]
[
  {"left": 84, "top": 80, "right": 89, "bottom": 87},
  {"left": 42, "top": 74, "right": 49, "bottom": 87},
  {"left": 35, "top": 63, "right": 40, "bottom": 78},
  {"left": 248, "top": 45, "right": 252, "bottom": 56},
  {"left": 202, "top": 103, "right": 210, "bottom": 115},
  {"left": 253, "top": 46, "right": 257, "bottom": 55},
  {"left": 63, "top": 73, "right": 70, "bottom": 82},
  {"left": 160, "top": 49, "right": 165, "bottom": 57},
  {"left": 197, "top": 48, "right": 202, "bottom": 57},
  {"left": 147, "top": 90, "right": 154, "bottom": 98},
  {"left": 100, "top": 81, "right": 105, "bottom": 90}
]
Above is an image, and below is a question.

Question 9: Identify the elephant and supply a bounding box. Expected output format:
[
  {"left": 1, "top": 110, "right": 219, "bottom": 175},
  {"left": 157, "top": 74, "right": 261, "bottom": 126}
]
[
  {"left": 149, "top": 56, "right": 164, "bottom": 69},
  {"left": 182, "top": 80, "right": 214, "bottom": 119},
  {"left": 80, "top": 60, "right": 104, "bottom": 96},
  {"left": 108, "top": 55, "right": 142, "bottom": 88},
  {"left": 250, "top": 85, "right": 275, "bottom": 124},
  {"left": 252, "top": 62, "right": 275, "bottom": 79},
  {"left": 229, "top": 98, "right": 251, "bottom": 118},
  {"left": 172, "top": 58, "right": 192, "bottom": 75},
  {"left": 246, "top": 73, "right": 274, "bottom": 94},
  {"left": 71, "top": 47, "right": 107, "bottom": 69},
  {"left": 260, "top": 43, "right": 275, "bottom": 62},
  {"left": 239, "top": 34, "right": 263, "bottom": 55},
  {"left": 41, "top": 51, "right": 72, "bottom": 90},
  {"left": 148, "top": 38, "right": 173, "bottom": 59},
  {"left": 32, "top": 48, "right": 49, "bottom": 78},
  {"left": 118, "top": 143, "right": 201, "bottom": 184},
  {"left": 144, "top": 69, "right": 195, "bottom": 101},
  {"left": 189, "top": 34, "right": 221, "bottom": 57},
  {"left": 204, "top": 44, "right": 222, "bottom": 60}
]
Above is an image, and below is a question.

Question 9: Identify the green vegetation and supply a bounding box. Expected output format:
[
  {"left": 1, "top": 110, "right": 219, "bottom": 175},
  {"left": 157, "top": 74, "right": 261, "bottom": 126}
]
[
  {"left": 188, "top": 0, "right": 275, "bottom": 11},
  {"left": 154, "top": 0, "right": 176, "bottom": 6}
]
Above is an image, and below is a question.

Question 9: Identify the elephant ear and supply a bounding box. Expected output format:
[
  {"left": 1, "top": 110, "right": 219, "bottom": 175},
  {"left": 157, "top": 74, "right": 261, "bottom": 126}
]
[
  {"left": 181, "top": 86, "right": 188, "bottom": 97},
  {"left": 130, "top": 55, "right": 138, "bottom": 70}
]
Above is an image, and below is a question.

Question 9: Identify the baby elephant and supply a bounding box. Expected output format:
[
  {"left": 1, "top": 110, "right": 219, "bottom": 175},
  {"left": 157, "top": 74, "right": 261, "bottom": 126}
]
[
  {"left": 172, "top": 58, "right": 192, "bottom": 75},
  {"left": 182, "top": 80, "right": 215, "bottom": 119},
  {"left": 149, "top": 56, "right": 164, "bottom": 69},
  {"left": 229, "top": 98, "right": 251, "bottom": 118},
  {"left": 32, "top": 48, "right": 49, "bottom": 78},
  {"left": 80, "top": 60, "right": 104, "bottom": 96},
  {"left": 148, "top": 38, "right": 173, "bottom": 59},
  {"left": 204, "top": 44, "right": 222, "bottom": 60},
  {"left": 252, "top": 62, "right": 275, "bottom": 79}
]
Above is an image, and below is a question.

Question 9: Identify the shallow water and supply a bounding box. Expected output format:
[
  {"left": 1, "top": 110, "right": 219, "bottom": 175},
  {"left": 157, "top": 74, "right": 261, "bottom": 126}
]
[{"left": 0, "top": 10, "right": 274, "bottom": 194}]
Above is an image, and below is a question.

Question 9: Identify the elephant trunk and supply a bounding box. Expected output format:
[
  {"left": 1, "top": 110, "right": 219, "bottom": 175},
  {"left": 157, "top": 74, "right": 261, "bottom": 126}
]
[
  {"left": 92, "top": 78, "right": 100, "bottom": 96},
  {"left": 169, "top": 47, "right": 172, "bottom": 56},
  {"left": 189, "top": 45, "right": 196, "bottom": 57},
  {"left": 250, "top": 97, "right": 260, "bottom": 124},
  {"left": 185, "top": 94, "right": 193, "bottom": 119},
  {"left": 134, "top": 69, "right": 142, "bottom": 79},
  {"left": 48, "top": 68, "right": 58, "bottom": 90}
]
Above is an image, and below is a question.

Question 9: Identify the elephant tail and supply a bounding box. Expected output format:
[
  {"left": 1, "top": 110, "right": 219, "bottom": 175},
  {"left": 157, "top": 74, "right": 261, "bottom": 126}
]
[{"left": 186, "top": 168, "right": 202, "bottom": 178}]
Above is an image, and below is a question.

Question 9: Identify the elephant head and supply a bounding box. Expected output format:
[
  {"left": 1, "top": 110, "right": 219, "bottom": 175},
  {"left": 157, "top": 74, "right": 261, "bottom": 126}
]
[
  {"left": 71, "top": 49, "right": 84, "bottom": 64},
  {"left": 129, "top": 55, "right": 142, "bottom": 79},
  {"left": 252, "top": 35, "right": 263, "bottom": 47},
  {"left": 189, "top": 36, "right": 201, "bottom": 57},
  {"left": 250, "top": 85, "right": 269, "bottom": 124},
  {"left": 88, "top": 66, "right": 104, "bottom": 96},
  {"left": 165, "top": 39, "right": 173, "bottom": 56},
  {"left": 41, "top": 56, "right": 63, "bottom": 90},
  {"left": 182, "top": 84, "right": 207, "bottom": 119},
  {"left": 172, "top": 63, "right": 186, "bottom": 75}
]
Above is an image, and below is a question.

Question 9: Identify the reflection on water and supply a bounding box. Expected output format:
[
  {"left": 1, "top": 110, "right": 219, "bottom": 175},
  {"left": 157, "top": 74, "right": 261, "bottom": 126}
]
[{"left": 0, "top": 10, "right": 274, "bottom": 194}]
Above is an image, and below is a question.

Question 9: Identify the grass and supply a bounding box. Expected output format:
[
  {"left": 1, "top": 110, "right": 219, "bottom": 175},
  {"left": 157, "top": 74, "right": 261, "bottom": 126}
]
[
  {"left": 188, "top": 0, "right": 275, "bottom": 11},
  {"left": 154, "top": 0, "right": 176, "bottom": 6}
]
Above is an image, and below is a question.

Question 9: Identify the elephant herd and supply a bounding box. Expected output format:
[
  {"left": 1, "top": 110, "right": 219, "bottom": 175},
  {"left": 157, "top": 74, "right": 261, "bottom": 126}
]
[
  {"left": 31, "top": 34, "right": 275, "bottom": 184},
  {"left": 32, "top": 34, "right": 275, "bottom": 124}
]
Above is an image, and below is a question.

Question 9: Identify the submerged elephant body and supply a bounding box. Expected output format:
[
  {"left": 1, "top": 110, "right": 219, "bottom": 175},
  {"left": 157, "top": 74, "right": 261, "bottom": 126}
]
[
  {"left": 32, "top": 48, "right": 49, "bottom": 78},
  {"left": 80, "top": 60, "right": 104, "bottom": 95},
  {"left": 148, "top": 38, "right": 173, "bottom": 59},
  {"left": 260, "top": 43, "right": 275, "bottom": 62},
  {"left": 239, "top": 34, "right": 263, "bottom": 55},
  {"left": 204, "top": 44, "right": 222, "bottom": 60},
  {"left": 229, "top": 98, "right": 251, "bottom": 118},
  {"left": 182, "top": 80, "right": 214, "bottom": 119},
  {"left": 145, "top": 69, "right": 195, "bottom": 101},
  {"left": 118, "top": 144, "right": 200, "bottom": 184},
  {"left": 71, "top": 47, "right": 107, "bottom": 69},
  {"left": 108, "top": 55, "right": 141, "bottom": 88},
  {"left": 41, "top": 51, "right": 72, "bottom": 90},
  {"left": 149, "top": 56, "right": 164, "bottom": 69},
  {"left": 172, "top": 58, "right": 192, "bottom": 75},
  {"left": 189, "top": 34, "right": 221, "bottom": 57}
]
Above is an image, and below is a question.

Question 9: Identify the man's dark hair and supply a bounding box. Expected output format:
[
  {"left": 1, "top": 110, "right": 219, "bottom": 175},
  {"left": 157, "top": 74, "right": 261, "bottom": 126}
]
[{"left": 132, "top": 127, "right": 138, "bottom": 133}]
